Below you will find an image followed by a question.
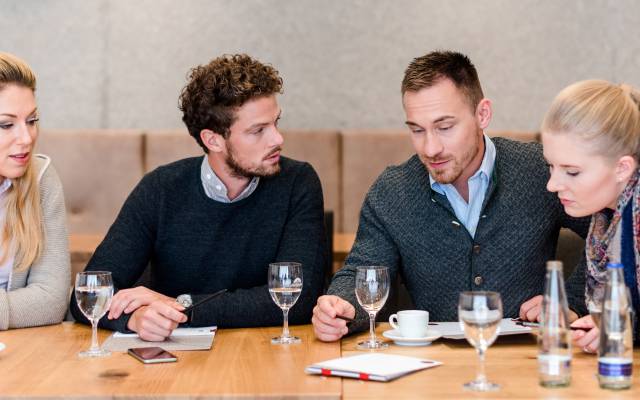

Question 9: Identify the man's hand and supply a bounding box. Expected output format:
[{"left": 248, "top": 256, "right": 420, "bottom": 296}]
[
  {"left": 571, "top": 315, "right": 599, "bottom": 354},
  {"left": 126, "top": 300, "right": 188, "bottom": 342},
  {"left": 312, "top": 295, "right": 356, "bottom": 342},
  {"left": 519, "top": 295, "right": 578, "bottom": 322},
  {"left": 108, "top": 286, "right": 174, "bottom": 319}
]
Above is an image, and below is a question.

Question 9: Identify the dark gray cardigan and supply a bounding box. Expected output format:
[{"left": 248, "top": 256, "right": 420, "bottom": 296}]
[{"left": 328, "top": 138, "right": 590, "bottom": 331}]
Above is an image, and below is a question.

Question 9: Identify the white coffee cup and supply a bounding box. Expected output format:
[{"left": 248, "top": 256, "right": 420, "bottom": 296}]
[{"left": 389, "top": 310, "right": 429, "bottom": 338}]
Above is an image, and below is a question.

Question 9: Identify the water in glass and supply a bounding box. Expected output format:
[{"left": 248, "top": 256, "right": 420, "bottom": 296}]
[
  {"left": 458, "top": 291, "right": 503, "bottom": 391},
  {"left": 75, "top": 271, "right": 114, "bottom": 358},
  {"left": 268, "top": 262, "right": 303, "bottom": 344}
]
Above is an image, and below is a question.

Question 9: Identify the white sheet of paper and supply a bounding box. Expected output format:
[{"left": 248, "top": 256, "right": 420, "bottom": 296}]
[
  {"left": 112, "top": 326, "right": 217, "bottom": 337},
  {"left": 306, "top": 353, "right": 441, "bottom": 381},
  {"left": 436, "top": 318, "right": 532, "bottom": 339},
  {"left": 104, "top": 326, "right": 217, "bottom": 351}
]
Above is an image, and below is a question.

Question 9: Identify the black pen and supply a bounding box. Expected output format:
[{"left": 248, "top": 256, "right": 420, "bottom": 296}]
[
  {"left": 336, "top": 314, "right": 354, "bottom": 323},
  {"left": 513, "top": 319, "right": 590, "bottom": 332},
  {"left": 182, "top": 289, "right": 228, "bottom": 315}
]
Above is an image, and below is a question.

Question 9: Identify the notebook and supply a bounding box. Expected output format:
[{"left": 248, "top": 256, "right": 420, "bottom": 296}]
[
  {"left": 103, "top": 326, "right": 217, "bottom": 351},
  {"left": 436, "top": 318, "right": 532, "bottom": 339},
  {"left": 305, "top": 353, "right": 441, "bottom": 382}
]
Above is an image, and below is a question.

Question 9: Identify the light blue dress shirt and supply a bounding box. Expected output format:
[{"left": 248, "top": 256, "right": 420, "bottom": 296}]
[{"left": 429, "top": 134, "right": 496, "bottom": 238}]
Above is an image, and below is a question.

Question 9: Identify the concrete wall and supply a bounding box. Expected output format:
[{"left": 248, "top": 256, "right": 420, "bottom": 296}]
[{"left": 2, "top": 0, "right": 639, "bottom": 132}]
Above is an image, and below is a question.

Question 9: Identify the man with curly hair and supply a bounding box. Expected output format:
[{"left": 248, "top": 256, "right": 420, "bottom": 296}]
[{"left": 71, "top": 54, "right": 327, "bottom": 341}]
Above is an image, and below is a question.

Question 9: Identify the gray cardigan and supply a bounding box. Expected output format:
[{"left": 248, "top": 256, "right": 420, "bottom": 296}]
[
  {"left": 0, "top": 155, "right": 70, "bottom": 330},
  {"left": 328, "top": 138, "right": 590, "bottom": 331}
]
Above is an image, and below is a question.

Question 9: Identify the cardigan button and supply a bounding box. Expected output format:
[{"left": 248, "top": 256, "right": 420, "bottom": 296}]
[
  {"left": 474, "top": 276, "right": 484, "bottom": 286},
  {"left": 473, "top": 244, "right": 481, "bottom": 254}
]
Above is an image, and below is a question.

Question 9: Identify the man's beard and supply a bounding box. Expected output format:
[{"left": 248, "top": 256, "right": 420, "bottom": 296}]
[
  {"left": 225, "top": 143, "right": 281, "bottom": 179},
  {"left": 425, "top": 137, "right": 480, "bottom": 184}
]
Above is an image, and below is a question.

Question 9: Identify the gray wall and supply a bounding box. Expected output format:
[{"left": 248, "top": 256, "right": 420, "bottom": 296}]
[{"left": 2, "top": 0, "right": 639, "bottom": 132}]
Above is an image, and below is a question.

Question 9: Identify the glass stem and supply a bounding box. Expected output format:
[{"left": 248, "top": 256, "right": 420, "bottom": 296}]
[
  {"left": 282, "top": 308, "right": 290, "bottom": 338},
  {"left": 89, "top": 319, "right": 100, "bottom": 352},
  {"left": 368, "top": 311, "right": 377, "bottom": 345},
  {"left": 476, "top": 347, "right": 487, "bottom": 383}
]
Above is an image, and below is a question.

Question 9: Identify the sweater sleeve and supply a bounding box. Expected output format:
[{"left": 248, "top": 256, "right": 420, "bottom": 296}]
[
  {"left": 0, "top": 164, "right": 71, "bottom": 330},
  {"left": 327, "top": 179, "right": 401, "bottom": 334},
  {"left": 189, "top": 163, "right": 327, "bottom": 328},
  {"left": 69, "top": 172, "right": 158, "bottom": 331}
]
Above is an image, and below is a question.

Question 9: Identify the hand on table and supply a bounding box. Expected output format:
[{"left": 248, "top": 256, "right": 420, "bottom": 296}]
[
  {"left": 108, "top": 286, "right": 174, "bottom": 319},
  {"left": 571, "top": 315, "right": 599, "bottom": 354},
  {"left": 519, "top": 295, "right": 578, "bottom": 322},
  {"left": 126, "top": 300, "right": 188, "bottom": 342},
  {"left": 312, "top": 295, "right": 355, "bottom": 342}
]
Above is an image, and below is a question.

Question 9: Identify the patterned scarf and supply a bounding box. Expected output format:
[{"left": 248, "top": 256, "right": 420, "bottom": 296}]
[{"left": 585, "top": 169, "right": 640, "bottom": 305}]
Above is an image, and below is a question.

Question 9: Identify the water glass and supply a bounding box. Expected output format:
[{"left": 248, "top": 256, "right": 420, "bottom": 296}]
[
  {"left": 458, "top": 291, "right": 503, "bottom": 391},
  {"left": 268, "top": 262, "right": 303, "bottom": 344},
  {"left": 355, "top": 266, "right": 390, "bottom": 350},
  {"left": 75, "top": 271, "right": 114, "bottom": 358}
]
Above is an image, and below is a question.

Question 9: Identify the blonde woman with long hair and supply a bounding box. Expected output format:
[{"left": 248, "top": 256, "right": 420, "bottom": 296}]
[
  {"left": 542, "top": 79, "right": 640, "bottom": 352},
  {"left": 0, "top": 52, "right": 69, "bottom": 329}
]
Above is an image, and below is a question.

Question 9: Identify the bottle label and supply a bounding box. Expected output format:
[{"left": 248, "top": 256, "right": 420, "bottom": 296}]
[
  {"left": 598, "top": 357, "right": 633, "bottom": 377},
  {"left": 538, "top": 354, "right": 571, "bottom": 375}
]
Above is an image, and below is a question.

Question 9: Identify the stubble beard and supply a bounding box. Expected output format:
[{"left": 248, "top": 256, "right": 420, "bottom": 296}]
[
  {"left": 225, "top": 143, "right": 281, "bottom": 179},
  {"left": 426, "top": 137, "right": 480, "bottom": 185}
]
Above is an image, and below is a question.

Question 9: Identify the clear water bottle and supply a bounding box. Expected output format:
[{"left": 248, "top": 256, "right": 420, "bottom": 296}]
[
  {"left": 598, "top": 262, "right": 633, "bottom": 390},
  {"left": 538, "top": 260, "right": 572, "bottom": 387}
]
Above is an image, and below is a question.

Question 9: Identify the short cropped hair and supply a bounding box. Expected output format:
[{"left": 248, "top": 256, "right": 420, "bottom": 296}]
[
  {"left": 402, "top": 50, "right": 484, "bottom": 110},
  {"left": 179, "top": 54, "right": 283, "bottom": 151}
]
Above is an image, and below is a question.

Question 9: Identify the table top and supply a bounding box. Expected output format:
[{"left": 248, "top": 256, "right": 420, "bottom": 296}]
[
  {"left": 0, "top": 322, "right": 341, "bottom": 399},
  {"left": 2, "top": 321, "right": 639, "bottom": 399},
  {"left": 341, "top": 323, "right": 640, "bottom": 399}
]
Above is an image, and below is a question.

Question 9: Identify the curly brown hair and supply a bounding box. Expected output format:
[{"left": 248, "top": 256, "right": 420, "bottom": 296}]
[
  {"left": 179, "top": 54, "right": 283, "bottom": 151},
  {"left": 402, "top": 51, "right": 484, "bottom": 111}
]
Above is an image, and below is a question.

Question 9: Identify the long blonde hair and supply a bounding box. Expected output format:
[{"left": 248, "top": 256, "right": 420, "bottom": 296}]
[
  {"left": 0, "top": 52, "right": 43, "bottom": 271},
  {"left": 541, "top": 79, "right": 640, "bottom": 161}
]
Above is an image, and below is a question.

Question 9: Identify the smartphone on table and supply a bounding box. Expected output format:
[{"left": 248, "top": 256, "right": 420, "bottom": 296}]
[{"left": 127, "top": 347, "right": 177, "bottom": 364}]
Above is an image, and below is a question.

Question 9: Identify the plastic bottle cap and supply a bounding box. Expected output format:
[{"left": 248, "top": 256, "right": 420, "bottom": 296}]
[
  {"left": 546, "top": 260, "right": 563, "bottom": 270},
  {"left": 606, "top": 262, "right": 624, "bottom": 269}
]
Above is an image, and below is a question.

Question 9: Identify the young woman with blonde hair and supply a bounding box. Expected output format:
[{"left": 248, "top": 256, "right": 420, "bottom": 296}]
[
  {"left": 0, "top": 52, "right": 69, "bottom": 329},
  {"left": 542, "top": 79, "right": 640, "bottom": 352}
]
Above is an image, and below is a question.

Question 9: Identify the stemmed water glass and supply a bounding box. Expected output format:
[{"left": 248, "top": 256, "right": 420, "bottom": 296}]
[
  {"left": 458, "top": 291, "right": 503, "bottom": 391},
  {"left": 75, "top": 271, "right": 114, "bottom": 358},
  {"left": 268, "top": 262, "right": 303, "bottom": 344},
  {"left": 355, "top": 266, "right": 390, "bottom": 350}
]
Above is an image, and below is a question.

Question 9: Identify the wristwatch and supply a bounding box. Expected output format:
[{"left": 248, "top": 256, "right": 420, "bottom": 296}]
[{"left": 176, "top": 294, "right": 193, "bottom": 308}]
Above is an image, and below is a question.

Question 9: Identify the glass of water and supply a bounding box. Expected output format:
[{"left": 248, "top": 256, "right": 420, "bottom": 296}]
[
  {"left": 75, "top": 271, "right": 114, "bottom": 358},
  {"left": 269, "top": 262, "right": 303, "bottom": 344},
  {"left": 458, "top": 291, "right": 503, "bottom": 391},
  {"left": 355, "top": 266, "right": 390, "bottom": 350}
]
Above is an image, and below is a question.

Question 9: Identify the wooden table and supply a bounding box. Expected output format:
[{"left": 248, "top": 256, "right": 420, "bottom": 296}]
[
  {"left": 0, "top": 323, "right": 341, "bottom": 399},
  {"left": 341, "top": 323, "right": 640, "bottom": 399}
]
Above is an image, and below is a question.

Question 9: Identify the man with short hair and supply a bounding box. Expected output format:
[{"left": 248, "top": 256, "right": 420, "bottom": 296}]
[
  {"left": 71, "top": 54, "right": 326, "bottom": 341},
  {"left": 312, "top": 50, "right": 589, "bottom": 341}
]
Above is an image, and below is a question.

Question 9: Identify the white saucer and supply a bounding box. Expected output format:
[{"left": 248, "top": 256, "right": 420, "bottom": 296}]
[
  {"left": 0, "top": 342, "right": 5, "bottom": 352},
  {"left": 382, "top": 329, "right": 442, "bottom": 346}
]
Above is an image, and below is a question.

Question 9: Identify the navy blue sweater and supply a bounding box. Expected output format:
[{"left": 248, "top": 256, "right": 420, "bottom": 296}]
[{"left": 70, "top": 156, "right": 326, "bottom": 331}]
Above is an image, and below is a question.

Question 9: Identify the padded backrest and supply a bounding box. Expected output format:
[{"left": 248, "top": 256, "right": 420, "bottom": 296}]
[
  {"left": 341, "top": 129, "right": 415, "bottom": 232},
  {"left": 37, "top": 129, "right": 145, "bottom": 235}
]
